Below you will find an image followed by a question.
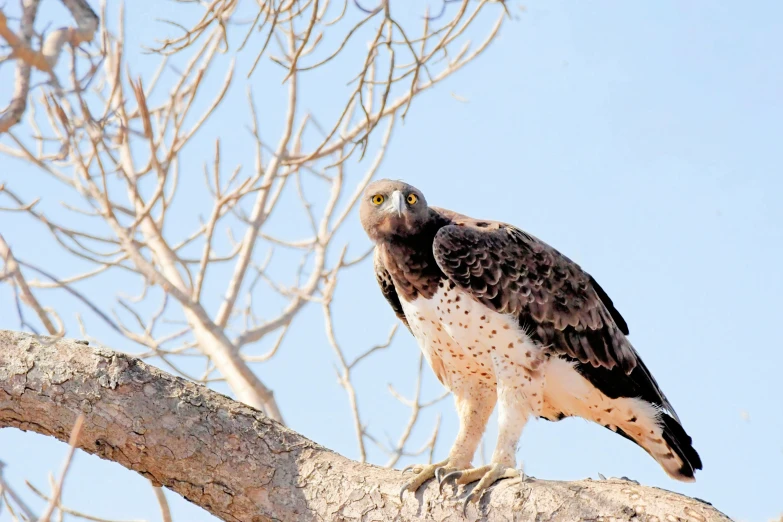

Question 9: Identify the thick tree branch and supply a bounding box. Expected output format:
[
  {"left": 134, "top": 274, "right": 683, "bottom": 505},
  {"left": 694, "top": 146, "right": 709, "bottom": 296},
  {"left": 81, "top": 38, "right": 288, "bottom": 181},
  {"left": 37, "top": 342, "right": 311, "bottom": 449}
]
[{"left": 0, "top": 330, "right": 731, "bottom": 522}]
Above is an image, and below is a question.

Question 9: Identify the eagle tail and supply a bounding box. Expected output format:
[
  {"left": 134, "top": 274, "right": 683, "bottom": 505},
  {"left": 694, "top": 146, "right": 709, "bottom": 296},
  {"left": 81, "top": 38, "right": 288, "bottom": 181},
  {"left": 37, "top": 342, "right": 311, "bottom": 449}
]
[
  {"left": 654, "top": 411, "right": 703, "bottom": 481},
  {"left": 540, "top": 357, "right": 702, "bottom": 482},
  {"left": 603, "top": 406, "right": 702, "bottom": 482}
]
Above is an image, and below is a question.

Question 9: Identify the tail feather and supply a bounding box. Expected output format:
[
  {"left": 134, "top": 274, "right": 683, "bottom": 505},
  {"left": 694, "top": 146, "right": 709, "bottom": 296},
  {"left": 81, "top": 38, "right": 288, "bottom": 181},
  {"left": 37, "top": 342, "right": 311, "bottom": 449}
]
[
  {"left": 659, "top": 412, "right": 703, "bottom": 479},
  {"left": 601, "top": 409, "right": 702, "bottom": 482}
]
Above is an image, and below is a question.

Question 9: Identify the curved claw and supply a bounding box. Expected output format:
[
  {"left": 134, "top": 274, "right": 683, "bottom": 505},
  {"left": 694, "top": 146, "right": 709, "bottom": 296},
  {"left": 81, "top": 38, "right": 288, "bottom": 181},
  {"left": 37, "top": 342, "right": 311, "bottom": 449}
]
[
  {"left": 401, "top": 463, "right": 418, "bottom": 474},
  {"left": 399, "top": 483, "right": 408, "bottom": 503},
  {"left": 438, "top": 470, "right": 461, "bottom": 495},
  {"left": 452, "top": 464, "right": 521, "bottom": 514},
  {"left": 462, "top": 490, "right": 480, "bottom": 516},
  {"left": 434, "top": 466, "right": 446, "bottom": 483},
  {"left": 397, "top": 459, "right": 450, "bottom": 503}
]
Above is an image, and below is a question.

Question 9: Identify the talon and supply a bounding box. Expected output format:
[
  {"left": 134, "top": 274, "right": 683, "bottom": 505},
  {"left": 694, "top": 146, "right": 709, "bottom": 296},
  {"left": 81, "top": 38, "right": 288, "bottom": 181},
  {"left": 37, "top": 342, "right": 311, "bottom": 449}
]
[
  {"left": 434, "top": 466, "right": 444, "bottom": 483},
  {"left": 462, "top": 490, "right": 479, "bottom": 516},
  {"left": 401, "top": 463, "right": 417, "bottom": 474},
  {"left": 396, "top": 459, "right": 450, "bottom": 502},
  {"left": 438, "top": 470, "right": 460, "bottom": 495},
  {"left": 446, "top": 463, "right": 520, "bottom": 512}
]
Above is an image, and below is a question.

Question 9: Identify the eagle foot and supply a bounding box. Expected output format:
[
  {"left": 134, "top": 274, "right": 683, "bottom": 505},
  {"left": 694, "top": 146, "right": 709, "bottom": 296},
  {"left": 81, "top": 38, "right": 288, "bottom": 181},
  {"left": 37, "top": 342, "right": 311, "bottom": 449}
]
[
  {"left": 438, "top": 463, "right": 521, "bottom": 514},
  {"left": 398, "top": 459, "right": 455, "bottom": 502}
]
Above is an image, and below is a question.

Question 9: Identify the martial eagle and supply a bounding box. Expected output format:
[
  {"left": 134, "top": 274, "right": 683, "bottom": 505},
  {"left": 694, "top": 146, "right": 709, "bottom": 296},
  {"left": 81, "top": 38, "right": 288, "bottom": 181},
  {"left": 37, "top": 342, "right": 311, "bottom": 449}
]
[{"left": 359, "top": 179, "right": 702, "bottom": 506}]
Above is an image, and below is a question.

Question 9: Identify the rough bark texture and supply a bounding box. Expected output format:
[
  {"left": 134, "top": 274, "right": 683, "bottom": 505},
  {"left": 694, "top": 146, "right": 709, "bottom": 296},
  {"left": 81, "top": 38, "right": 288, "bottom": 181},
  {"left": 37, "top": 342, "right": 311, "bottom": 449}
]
[{"left": 0, "top": 330, "right": 731, "bottom": 522}]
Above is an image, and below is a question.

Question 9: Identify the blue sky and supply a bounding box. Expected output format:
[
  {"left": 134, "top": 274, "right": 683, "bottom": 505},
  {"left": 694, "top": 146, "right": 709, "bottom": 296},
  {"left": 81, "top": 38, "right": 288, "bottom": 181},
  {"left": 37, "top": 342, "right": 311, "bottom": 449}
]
[{"left": 2, "top": 1, "right": 782, "bottom": 521}]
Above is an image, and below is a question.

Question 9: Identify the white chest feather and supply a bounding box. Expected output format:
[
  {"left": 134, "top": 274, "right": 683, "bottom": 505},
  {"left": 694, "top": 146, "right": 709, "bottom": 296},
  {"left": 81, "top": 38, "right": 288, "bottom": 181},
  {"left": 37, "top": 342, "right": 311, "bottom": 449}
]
[{"left": 400, "top": 284, "right": 547, "bottom": 399}]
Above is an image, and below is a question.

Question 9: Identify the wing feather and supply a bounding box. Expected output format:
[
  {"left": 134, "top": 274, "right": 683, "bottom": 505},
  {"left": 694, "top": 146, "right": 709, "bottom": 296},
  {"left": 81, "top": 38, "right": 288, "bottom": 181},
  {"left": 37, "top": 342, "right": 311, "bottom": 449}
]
[
  {"left": 373, "top": 248, "right": 410, "bottom": 331},
  {"left": 431, "top": 217, "right": 636, "bottom": 373}
]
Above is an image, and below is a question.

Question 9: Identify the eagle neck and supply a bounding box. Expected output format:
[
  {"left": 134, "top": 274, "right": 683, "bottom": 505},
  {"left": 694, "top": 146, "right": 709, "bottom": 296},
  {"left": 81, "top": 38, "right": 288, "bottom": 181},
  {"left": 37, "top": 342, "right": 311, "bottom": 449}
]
[{"left": 380, "top": 211, "right": 451, "bottom": 301}]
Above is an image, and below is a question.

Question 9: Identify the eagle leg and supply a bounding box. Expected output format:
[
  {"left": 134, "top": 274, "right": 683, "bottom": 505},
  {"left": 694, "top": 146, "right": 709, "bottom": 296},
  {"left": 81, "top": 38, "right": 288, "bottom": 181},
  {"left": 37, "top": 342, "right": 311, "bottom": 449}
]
[
  {"left": 399, "top": 388, "right": 495, "bottom": 501},
  {"left": 444, "top": 367, "right": 539, "bottom": 504}
]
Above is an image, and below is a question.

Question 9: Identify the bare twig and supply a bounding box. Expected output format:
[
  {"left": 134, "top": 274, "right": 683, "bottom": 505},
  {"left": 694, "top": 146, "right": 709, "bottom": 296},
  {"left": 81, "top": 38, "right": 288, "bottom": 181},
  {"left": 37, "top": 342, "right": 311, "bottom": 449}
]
[
  {"left": 0, "top": 234, "right": 61, "bottom": 336},
  {"left": 38, "top": 414, "right": 85, "bottom": 522},
  {"left": 152, "top": 485, "right": 172, "bottom": 522},
  {"left": 0, "top": 461, "right": 36, "bottom": 521},
  {"left": 0, "top": 0, "right": 99, "bottom": 133}
]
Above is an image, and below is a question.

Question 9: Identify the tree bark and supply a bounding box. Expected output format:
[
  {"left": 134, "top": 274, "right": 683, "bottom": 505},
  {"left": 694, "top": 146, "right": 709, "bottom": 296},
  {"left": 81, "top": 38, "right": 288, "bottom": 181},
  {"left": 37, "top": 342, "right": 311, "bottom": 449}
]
[{"left": 0, "top": 330, "right": 731, "bottom": 522}]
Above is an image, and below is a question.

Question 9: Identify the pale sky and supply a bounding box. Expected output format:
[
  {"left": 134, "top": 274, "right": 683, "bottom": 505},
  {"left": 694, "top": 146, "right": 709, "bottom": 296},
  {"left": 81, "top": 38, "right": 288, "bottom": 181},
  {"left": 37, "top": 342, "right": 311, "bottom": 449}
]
[{"left": 1, "top": 1, "right": 781, "bottom": 521}]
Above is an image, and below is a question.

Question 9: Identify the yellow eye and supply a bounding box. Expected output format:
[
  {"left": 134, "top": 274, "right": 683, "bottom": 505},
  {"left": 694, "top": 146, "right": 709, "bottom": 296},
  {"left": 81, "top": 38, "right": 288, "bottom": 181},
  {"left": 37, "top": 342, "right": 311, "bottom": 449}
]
[
  {"left": 371, "top": 194, "right": 385, "bottom": 205},
  {"left": 406, "top": 194, "right": 418, "bottom": 205}
]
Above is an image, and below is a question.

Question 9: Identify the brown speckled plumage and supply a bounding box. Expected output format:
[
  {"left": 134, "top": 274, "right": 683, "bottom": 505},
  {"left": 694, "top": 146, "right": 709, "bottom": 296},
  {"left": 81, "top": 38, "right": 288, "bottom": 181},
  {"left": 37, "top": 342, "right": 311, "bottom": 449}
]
[
  {"left": 430, "top": 206, "right": 637, "bottom": 375},
  {"left": 373, "top": 205, "right": 638, "bottom": 374}
]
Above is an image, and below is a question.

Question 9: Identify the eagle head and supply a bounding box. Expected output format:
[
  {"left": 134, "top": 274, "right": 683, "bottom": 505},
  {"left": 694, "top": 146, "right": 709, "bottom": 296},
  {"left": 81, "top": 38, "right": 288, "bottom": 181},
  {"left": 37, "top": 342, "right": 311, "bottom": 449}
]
[{"left": 360, "top": 179, "right": 430, "bottom": 242}]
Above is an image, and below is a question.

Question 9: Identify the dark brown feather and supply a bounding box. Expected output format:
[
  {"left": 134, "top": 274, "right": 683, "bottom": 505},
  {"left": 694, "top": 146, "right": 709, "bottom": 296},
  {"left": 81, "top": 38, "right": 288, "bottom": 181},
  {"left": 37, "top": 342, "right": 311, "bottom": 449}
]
[{"left": 373, "top": 249, "right": 410, "bottom": 331}]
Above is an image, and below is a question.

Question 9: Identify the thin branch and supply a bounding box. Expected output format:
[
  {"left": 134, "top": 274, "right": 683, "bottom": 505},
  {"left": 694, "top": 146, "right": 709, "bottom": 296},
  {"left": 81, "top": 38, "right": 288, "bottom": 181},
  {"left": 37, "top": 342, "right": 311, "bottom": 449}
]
[
  {"left": 0, "top": 234, "right": 60, "bottom": 336},
  {"left": 152, "top": 485, "right": 172, "bottom": 522},
  {"left": 38, "top": 414, "right": 85, "bottom": 522},
  {"left": 0, "top": 461, "right": 36, "bottom": 521}
]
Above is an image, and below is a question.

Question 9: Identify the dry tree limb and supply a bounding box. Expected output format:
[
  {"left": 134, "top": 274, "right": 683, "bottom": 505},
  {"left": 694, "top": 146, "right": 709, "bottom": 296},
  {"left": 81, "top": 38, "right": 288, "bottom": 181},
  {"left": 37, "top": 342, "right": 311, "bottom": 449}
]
[
  {"left": 0, "top": 0, "right": 99, "bottom": 133},
  {"left": 0, "top": 1, "right": 40, "bottom": 134},
  {"left": 25, "top": 480, "right": 147, "bottom": 522},
  {"left": 0, "top": 461, "right": 36, "bottom": 521},
  {"left": 152, "top": 484, "right": 173, "bottom": 522},
  {"left": 381, "top": 355, "right": 449, "bottom": 469},
  {"left": 0, "top": 233, "right": 62, "bottom": 336},
  {"left": 38, "top": 414, "right": 85, "bottom": 522},
  {"left": 0, "top": 330, "right": 732, "bottom": 522}
]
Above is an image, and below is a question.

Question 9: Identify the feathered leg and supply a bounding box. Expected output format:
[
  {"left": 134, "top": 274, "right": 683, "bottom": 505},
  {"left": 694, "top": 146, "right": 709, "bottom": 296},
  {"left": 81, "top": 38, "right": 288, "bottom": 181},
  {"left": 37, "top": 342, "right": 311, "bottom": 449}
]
[
  {"left": 400, "top": 381, "right": 495, "bottom": 499},
  {"left": 440, "top": 368, "right": 541, "bottom": 508}
]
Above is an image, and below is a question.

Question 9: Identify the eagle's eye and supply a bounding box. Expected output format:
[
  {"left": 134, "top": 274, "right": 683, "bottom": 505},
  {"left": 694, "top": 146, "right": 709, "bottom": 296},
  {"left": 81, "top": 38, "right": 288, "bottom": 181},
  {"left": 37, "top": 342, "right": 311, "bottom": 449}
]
[
  {"left": 371, "top": 194, "right": 385, "bottom": 205},
  {"left": 406, "top": 194, "right": 418, "bottom": 205}
]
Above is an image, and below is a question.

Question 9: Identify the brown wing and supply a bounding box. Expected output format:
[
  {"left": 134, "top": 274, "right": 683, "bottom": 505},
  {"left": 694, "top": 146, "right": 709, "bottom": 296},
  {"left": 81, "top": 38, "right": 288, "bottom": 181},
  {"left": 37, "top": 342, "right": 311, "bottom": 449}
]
[
  {"left": 431, "top": 213, "right": 637, "bottom": 374},
  {"left": 373, "top": 248, "right": 410, "bottom": 332}
]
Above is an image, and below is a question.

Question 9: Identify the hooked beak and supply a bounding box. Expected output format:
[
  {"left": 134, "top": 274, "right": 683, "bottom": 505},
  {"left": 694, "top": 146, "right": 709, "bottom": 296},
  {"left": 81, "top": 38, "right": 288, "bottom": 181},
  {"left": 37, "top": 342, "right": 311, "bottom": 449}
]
[{"left": 390, "top": 190, "right": 404, "bottom": 217}]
